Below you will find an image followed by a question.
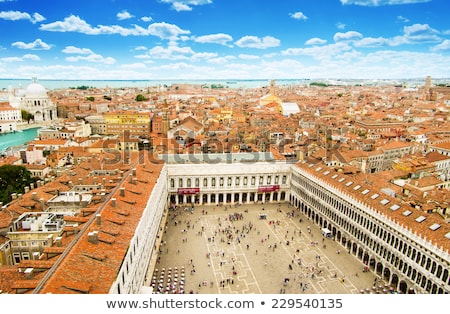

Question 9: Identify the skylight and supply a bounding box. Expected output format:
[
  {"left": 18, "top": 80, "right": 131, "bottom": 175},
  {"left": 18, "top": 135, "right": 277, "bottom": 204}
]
[
  {"left": 402, "top": 210, "right": 411, "bottom": 216},
  {"left": 380, "top": 199, "right": 390, "bottom": 205},
  {"left": 429, "top": 223, "right": 441, "bottom": 231},
  {"left": 353, "top": 185, "right": 361, "bottom": 190},
  {"left": 345, "top": 181, "right": 353, "bottom": 187},
  {"left": 338, "top": 178, "right": 345, "bottom": 183},
  {"left": 371, "top": 193, "right": 379, "bottom": 199},
  {"left": 415, "top": 216, "right": 426, "bottom": 223},
  {"left": 323, "top": 171, "right": 330, "bottom": 175},
  {"left": 362, "top": 189, "right": 370, "bottom": 195},
  {"left": 332, "top": 174, "right": 338, "bottom": 179},
  {"left": 316, "top": 167, "right": 322, "bottom": 172},
  {"left": 390, "top": 204, "right": 400, "bottom": 211}
]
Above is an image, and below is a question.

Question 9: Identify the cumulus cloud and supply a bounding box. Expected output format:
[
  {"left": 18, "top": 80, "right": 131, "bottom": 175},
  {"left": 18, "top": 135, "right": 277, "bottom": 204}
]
[
  {"left": 238, "top": 54, "right": 260, "bottom": 60},
  {"left": 62, "top": 46, "right": 94, "bottom": 54},
  {"left": 340, "top": 0, "right": 431, "bottom": 6},
  {"left": 334, "top": 31, "right": 363, "bottom": 42},
  {"left": 141, "top": 16, "right": 153, "bottom": 22},
  {"left": 235, "top": 36, "right": 280, "bottom": 49},
  {"left": 431, "top": 40, "right": 450, "bottom": 52},
  {"left": 290, "top": 12, "right": 308, "bottom": 20},
  {"left": 147, "top": 42, "right": 194, "bottom": 60},
  {"left": 160, "top": 0, "right": 212, "bottom": 11},
  {"left": 1, "top": 54, "right": 40, "bottom": 62},
  {"left": 305, "top": 38, "right": 327, "bottom": 45},
  {"left": 193, "top": 33, "right": 233, "bottom": 46},
  {"left": 148, "top": 22, "right": 191, "bottom": 40},
  {"left": 117, "top": 10, "right": 134, "bottom": 20},
  {"left": 62, "top": 45, "right": 115, "bottom": 64},
  {"left": 12, "top": 38, "right": 51, "bottom": 50},
  {"left": 0, "top": 10, "right": 45, "bottom": 23},
  {"left": 40, "top": 15, "right": 150, "bottom": 36}
]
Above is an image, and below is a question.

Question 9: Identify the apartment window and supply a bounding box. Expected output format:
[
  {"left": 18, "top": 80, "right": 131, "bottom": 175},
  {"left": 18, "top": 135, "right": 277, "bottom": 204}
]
[
  {"left": 195, "top": 178, "right": 199, "bottom": 187},
  {"left": 211, "top": 178, "right": 216, "bottom": 187},
  {"left": 243, "top": 177, "right": 248, "bottom": 185},
  {"left": 235, "top": 177, "right": 240, "bottom": 186},
  {"left": 203, "top": 178, "right": 208, "bottom": 187},
  {"left": 227, "top": 177, "right": 232, "bottom": 187},
  {"left": 170, "top": 179, "right": 175, "bottom": 188},
  {"left": 178, "top": 178, "right": 183, "bottom": 187},
  {"left": 259, "top": 176, "right": 264, "bottom": 184},
  {"left": 13, "top": 253, "right": 20, "bottom": 264},
  {"left": 282, "top": 175, "right": 287, "bottom": 184},
  {"left": 275, "top": 176, "right": 279, "bottom": 184},
  {"left": 187, "top": 178, "right": 191, "bottom": 187},
  {"left": 267, "top": 176, "right": 271, "bottom": 184},
  {"left": 22, "top": 252, "right": 30, "bottom": 260},
  {"left": 220, "top": 177, "right": 224, "bottom": 187},
  {"left": 251, "top": 176, "right": 256, "bottom": 185}
]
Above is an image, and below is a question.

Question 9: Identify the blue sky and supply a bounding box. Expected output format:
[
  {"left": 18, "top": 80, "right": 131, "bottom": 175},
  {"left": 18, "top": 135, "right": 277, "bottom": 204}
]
[{"left": 0, "top": 0, "right": 449, "bottom": 80}]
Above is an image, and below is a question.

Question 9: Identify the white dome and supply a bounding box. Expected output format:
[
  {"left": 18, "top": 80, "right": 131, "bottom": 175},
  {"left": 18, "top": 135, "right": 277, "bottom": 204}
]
[{"left": 25, "top": 81, "right": 47, "bottom": 98}]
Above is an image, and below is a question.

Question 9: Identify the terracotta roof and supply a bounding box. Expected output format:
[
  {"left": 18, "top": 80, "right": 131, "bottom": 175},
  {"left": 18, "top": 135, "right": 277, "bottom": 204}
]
[{"left": 38, "top": 156, "right": 164, "bottom": 294}]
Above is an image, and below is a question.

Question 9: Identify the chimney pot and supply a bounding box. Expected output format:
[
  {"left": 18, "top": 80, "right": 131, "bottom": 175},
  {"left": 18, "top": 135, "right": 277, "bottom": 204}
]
[
  {"left": 96, "top": 214, "right": 101, "bottom": 226},
  {"left": 111, "top": 198, "right": 116, "bottom": 207},
  {"left": 119, "top": 187, "right": 125, "bottom": 197}
]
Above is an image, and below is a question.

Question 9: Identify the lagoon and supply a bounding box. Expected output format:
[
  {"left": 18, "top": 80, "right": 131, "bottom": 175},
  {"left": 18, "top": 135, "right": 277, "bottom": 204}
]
[{"left": 0, "top": 127, "right": 40, "bottom": 152}]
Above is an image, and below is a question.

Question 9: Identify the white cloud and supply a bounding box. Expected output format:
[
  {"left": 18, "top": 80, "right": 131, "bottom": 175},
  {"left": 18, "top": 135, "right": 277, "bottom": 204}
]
[
  {"left": 12, "top": 38, "right": 51, "bottom": 50},
  {"left": 62, "top": 46, "right": 94, "bottom": 54},
  {"left": 141, "top": 16, "right": 153, "bottom": 22},
  {"left": 0, "top": 10, "right": 46, "bottom": 23},
  {"left": 397, "top": 15, "right": 410, "bottom": 23},
  {"left": 238, "top": 54, "right": 260, "bottom": 60},
  {"left": 117, "top": 10, "right": 134, "bottom": 20},
  {"left": 193, "top": 33, "right": 233, "bottom": 46},
  {"left": 23, "top": 54, "right": 40, "bottom": 61},
  {"left": 402, "top": 23, "right": 440, "bottom": 43},
  {"left": 147, "top": 42, "right": 194, "bottom": 59},
  {"left": 334, "top": 31, "right": 363, "bottom": 42},
  {"left": 120, "top": 63, "right": 148, "bottom": 70},
  {"left": 160, "top": 0, "right": 212, "bottom": 11},
  {"left": 147, "top": 22, "right": 190, "bottom": 40},
  {"left": 134, "top": 46, "right": 148, "bottom": 51},
  {"left": 336, "top": 22, "right": 346, "bottom": 30},
  {"left": 66, "top": 54, "right": 116, "bottom": 65},
  {"left": 281, "top": 42, "right": 352, "bottom": 61},
  {"left": 40, "top": 15, "right": 150, "bottom": 36},
  {"left": 305, "top": 38, "right": 327, "bottom": 45},
  {"left": 235, "top": 36, "right": 280, "bottom": 49},
  {"left": 340, "top": 0, "right": 431, "bottom": 6},
  {"left": 1, "top": 54, "right": 40, "bottom": 62},
  {"left": 290, "top": 12, "right": 308, "bottom": 20},
  {"left": 431, "top": 40, "right": 450, "bottom": 52},
  {"left": 353, "top": 37, "right": 390, "bottom": 47},
  {"left": 191, "top": 52, "right": 218, "bottom": 61},
  {"left": 62, "top": 45, "right": 115, "bottom": 64}
]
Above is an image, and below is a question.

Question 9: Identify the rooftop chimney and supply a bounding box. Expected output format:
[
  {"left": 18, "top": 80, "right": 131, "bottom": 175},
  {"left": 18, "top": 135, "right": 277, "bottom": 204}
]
[
  {"left": 24, "top": 268, "right": 34, "bottom": 280},
  {"left": 119, "top": 187, "right": 125, "bottom": 197},
  {"left": 129, "top": 173, "right": 133, "bottom": 183},
  {"left": 24, "top": 186, "right": 30, "bottom": 194},
  {"left": 88, "top": 231, "right": 99, "bottom": 244},
  {"left": 132, "top": 168, "right": 136, "bottom": 176},
  {"left": 96, "top": 214, "right": 101, "bottom": 226},
  {"left": 32, "top": 192, "right": 38, "bottom": 201},
  {"left": 111, "top": 198, "right": 116, "bottom": 207},
  {"left": 55, "top": 236, "right": 62, "bottom": 247}
]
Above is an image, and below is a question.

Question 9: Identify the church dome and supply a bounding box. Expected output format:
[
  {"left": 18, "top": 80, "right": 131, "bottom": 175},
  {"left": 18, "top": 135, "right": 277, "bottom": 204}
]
[{"left": 25, "top": 78, "right": 47, "bottom": 98}]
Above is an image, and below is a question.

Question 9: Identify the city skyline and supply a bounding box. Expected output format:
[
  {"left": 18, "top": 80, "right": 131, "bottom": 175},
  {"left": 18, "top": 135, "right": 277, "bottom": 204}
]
[{"left": 0, "top": 0, "right": 449, "bottom": 80}]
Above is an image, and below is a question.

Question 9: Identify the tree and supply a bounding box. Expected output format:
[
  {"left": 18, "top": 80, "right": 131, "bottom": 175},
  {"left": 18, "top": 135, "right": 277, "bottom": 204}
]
[
  {"left": 0, "top": 165, "right": 36, "bottom": 205},
  {"left": 135, "top": 94, "right": 147, "bottom": 101},
  {"left": 21, "top": 109, "right": 34, "bottom": 123},
  {"left": 86, "top": 96, "right": 95, "bottom": 101}
]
